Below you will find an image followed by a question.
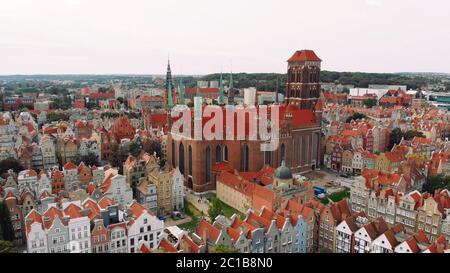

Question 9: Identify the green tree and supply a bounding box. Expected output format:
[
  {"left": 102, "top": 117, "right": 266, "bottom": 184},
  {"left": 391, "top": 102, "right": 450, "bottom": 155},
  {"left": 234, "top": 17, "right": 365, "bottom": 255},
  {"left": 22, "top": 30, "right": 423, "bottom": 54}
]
[
  {"left": 346, "top": 113, "right": 367, "bottom": 123},
  {"left": 144, "top": 140, "right": 162, "bottom": 159},
  {"left": 0, "top": 158, "right": 24, "bottom": 176},
  {"left": 75, "top": 152, "right": 99, "bottom": 167},
  {"left": 363, "top": 98, "right": 377, "bottom": 108},
  {"left": 0, "top": 202, "right": 14, "bottom": 242},
  {"left": 388, "top": 127, "right": 403, "bottom": 150},
  {"left": 208, "top": 197, "right": 223, "bottom": 221},
  {"left": 108, "top": 144, "right": 130, "bottom": 174},
  {"left": 423, "top": 175, "right": 450, "bottom": 194},
  {"left": 0, "top": 240, "right": 17, "bottom": 253},
  {"left": 403, "top": 130, "right": 425, "bottom": 141},
  {"left": 211, "top": 244, "right": 239, "bottom": 253},
  {"left": 129, "top": 141, "right": 142, "bottom": 157}
]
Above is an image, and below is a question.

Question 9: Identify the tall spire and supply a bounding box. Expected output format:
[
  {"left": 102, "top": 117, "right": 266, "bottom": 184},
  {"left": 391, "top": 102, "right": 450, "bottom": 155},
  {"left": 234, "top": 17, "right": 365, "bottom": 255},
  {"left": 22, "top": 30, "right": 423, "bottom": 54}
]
[
  {"left": 229, "top": 71, "right": 234, "bottom": 89},
  {"left": 196, "top": 81, "right": 200, "bottom": 97},
  {"left": 227, "top": 70, "right": 234, "bottom": 104},
  {"left": 219, "top": 73, "right": 224, "bottom": 105},
  {"left": 166, "top": 58, "right": 173, "bottom": 110},
  {"left": 168, "top": 78, "right": 173, "bottom": 110},
  {"left": 178, "top": 77, "right": 185, "bottom": 105},
  {"left": 275, "top": 76, "right": 279, "bottom": 104}
]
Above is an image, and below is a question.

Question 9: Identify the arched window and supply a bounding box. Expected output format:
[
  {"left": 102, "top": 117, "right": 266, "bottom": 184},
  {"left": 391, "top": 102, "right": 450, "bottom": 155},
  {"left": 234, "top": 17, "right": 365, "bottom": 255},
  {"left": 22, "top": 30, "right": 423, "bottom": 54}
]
[
  {"left": 223, "top": 146, "right": 228, "bottom": 161},
  {"left": 281, "top": 143, "right": 286, "bottom": 163},
  {"left": 205, "top": 146, "right": 211, "bottom": 182},
  {"left": 216, "top": 145, "right": 222, "bottom": 162},
  {"left": 171, "top": 140, "right": 175, "bottom": 167},
  {"left": 179, "top": 143, "right": 185, "bottom": 175},
  {"left": 264, "top": 150, "right": 272, "bottom": 165},
  {"left": 298, "top": 137, "right": 303, "bottom": 165},
  {"left": 188, "top": 146, "right": 192, "bottom": 176},
  {"left": 242, "top": 144, "right": 249, "bottom": 172},
  {"left": 312, "top": 133, "right": 318, "bottom": 162}
]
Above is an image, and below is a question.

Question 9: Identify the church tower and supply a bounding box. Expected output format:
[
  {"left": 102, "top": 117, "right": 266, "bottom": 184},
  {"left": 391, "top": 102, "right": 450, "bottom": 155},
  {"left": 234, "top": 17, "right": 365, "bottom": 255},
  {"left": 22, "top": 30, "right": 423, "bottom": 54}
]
[
  {"left": 286, "top": 50, "right": 322, "bottom": 110},
  {"left": 165, "top": 59, "right": 173, "bottom": 110}
]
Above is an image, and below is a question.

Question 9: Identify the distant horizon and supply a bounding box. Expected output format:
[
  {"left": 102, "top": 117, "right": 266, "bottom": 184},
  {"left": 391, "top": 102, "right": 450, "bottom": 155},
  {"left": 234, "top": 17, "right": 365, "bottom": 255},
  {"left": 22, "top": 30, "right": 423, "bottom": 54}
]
[
  {"left": 1, "top": 70, "right": 449, "bottom": 77},
  {"left": 1, "top": 1, "right": 450, "bottom": 75}
]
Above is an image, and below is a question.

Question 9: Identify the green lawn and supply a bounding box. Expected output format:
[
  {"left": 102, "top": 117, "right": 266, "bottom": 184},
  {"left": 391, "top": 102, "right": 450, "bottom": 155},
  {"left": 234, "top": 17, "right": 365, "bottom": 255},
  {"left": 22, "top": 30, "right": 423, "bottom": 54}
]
[
  {"left": 319, "top": 190, "right": 350, "bottom": 205},
  {"left": 178, "top": 202, "right": 202, "bottom": 234},
  {"left": 215, "top": 199, "right": 244, "bottom": 218},
  {"left": 329, "top": 190, "right": 350, "bottom": 202}
]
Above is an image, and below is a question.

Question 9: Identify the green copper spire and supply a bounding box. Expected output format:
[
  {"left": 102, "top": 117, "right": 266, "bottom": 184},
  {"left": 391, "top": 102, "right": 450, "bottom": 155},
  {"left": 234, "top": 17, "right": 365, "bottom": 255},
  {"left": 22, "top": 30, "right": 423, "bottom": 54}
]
[
  {"left": 196, "top": 81, "right": 200, "bottom": 97},
  {"left": 178, "top": 78, "right": 185, "bottom": 105},
  {"left": 219, "top": 73, "right": 224, "bottom": 105},
  {"left": 167, "top": 77, "right": 173, "bottom": 110},
  {"left": 229, "top": 71, "right": 234, "bottom": 89}
]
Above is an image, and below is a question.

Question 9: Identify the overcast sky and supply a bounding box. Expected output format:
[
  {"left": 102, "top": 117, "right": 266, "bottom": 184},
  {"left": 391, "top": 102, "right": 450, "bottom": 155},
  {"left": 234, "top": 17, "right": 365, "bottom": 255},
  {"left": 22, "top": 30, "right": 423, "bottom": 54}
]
[{"left": 1, "top": 0, "right": 449, "bottom": 75}]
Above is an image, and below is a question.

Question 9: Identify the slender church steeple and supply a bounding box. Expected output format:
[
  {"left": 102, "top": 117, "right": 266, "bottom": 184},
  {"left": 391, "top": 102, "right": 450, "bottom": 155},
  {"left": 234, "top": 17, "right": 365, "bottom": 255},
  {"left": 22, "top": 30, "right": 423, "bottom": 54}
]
[
  {"left": 275, "top": 76, "right": 279, "bottom": 104},
  {"left": 227, "top": 71, "right": 234, "bottom": 104},
  {"left": 178, "top": 77, "right": 185, "bottom": 105},
  {"left": 196, "top": 81, "right": 201, "bottom": 97},
  {"left": 219, "top": 73, "right": 224, "bottom": 105},
  {"left": 166, "top": 59, "right": 173, "bottom": 110}
]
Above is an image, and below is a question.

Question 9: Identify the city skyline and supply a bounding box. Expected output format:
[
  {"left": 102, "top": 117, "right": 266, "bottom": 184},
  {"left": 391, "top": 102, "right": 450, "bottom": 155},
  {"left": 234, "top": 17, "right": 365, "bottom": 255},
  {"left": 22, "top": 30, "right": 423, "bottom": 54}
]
[{"left": 1, "top": 0, "right": 450, "bottom": 75}]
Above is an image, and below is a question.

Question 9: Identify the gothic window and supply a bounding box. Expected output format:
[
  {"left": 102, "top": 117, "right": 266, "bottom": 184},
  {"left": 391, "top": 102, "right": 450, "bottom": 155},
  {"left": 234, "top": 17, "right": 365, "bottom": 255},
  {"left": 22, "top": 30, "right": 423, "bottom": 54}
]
[
  {"left": 312, "top": 133, "right": 318, "bottom": 161},
  {"left": 179, "top": 143, "right": 185, "bottom": 175},
  {"left": 205, "top": 146, "right": 211, "bottom": 182},
  {"left": 298, "top": 137, "right": 303, "bottom": 165},
  {"left": 171, "top": 140, "right": 175, "bottom": 167},
  {"left": 216, "top": 145, "right": 222, "bottom": 162},
  {"left": 242, "top": 144, "right": 249, "bottom": 172},
  {"left": 223, "top": 146, "right": 228, "bottom": 161},
  {"left": 264, "top": 150, "right": 272, "bottom": 165},
  {"left": 305, "top": 135, "right": 310, "bottom": 164},
  {"left": 281, "top": 143, "right": 286, "bottom": 163},
  {"left": 188, "top": 146, "right": 192, "bottom": 176}
]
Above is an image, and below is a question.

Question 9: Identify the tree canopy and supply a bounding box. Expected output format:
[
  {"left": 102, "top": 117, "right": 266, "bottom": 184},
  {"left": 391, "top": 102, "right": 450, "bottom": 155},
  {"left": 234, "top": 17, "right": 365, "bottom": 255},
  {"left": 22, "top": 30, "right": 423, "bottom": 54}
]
[
  {"left": 388, "top": 127, "right": 403, "bottom": 151},
  {"left": 346, "top": 113, "right": 367, "bottom": 123},
  {"left": 0, "top": 158, "right": 24, "bottom": 176},
  {"left": 0, "top": 202, "right": 15, "bottom": 242},
  {"left": 207, "top": 197, "right": 223, "bottom": 222}
]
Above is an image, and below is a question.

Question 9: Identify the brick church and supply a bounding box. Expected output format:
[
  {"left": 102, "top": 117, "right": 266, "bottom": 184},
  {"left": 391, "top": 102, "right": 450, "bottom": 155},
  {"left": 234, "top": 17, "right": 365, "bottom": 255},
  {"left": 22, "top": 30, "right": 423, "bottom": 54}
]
[{"left": 167, "top": 50, "right": 323, "bottom": 194}]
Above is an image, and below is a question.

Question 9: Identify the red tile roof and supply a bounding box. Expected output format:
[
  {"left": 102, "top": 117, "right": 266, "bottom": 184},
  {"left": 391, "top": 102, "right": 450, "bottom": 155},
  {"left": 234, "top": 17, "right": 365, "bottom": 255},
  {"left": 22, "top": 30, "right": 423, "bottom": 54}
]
[{"left": 287, "top": 50, "right": 322, "bottom": 62}]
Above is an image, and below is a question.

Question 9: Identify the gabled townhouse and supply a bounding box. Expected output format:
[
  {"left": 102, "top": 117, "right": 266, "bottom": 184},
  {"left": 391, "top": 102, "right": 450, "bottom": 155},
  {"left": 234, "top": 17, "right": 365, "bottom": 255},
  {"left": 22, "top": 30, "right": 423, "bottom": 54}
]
[
  {"left": 334, "top": 211, "right": 368, "bottom": 253},
  {"left": 25, "top": 210, "right": 48, "bottom": 253},
  {"left": 21, "top": 189, "right": 36, "bottom": 218},
  {"left": 353, "top": 217, "right": 389, "bottom": 253},
  {"left": 371, "top": 224, "right": 406, "bottom": 253},
  {"left": 17, "top": 169, "right": 38, "bottom": 194},
  {"left": 395, "top": 191, "right": 422, "bottom": 233},
  {"left": 229, "top": 215, "right": 265, "bottom": 253},
  {"left": 416, "top": 190, "right": 450, "bottom": 242},
  {"left": 125, "top": 201, "right": 164, "bottom": 253},
  {"left": 108, "top": 222, "right": 128, "bottom": 253},
  {"left": 63, "top": 162, "right": 79, "bottom": 192},
  {"left": 43, "top": 207, "right": 70, "bottom": 253},
  {"left": 318, "top": 200, "right": 351, "bottom": 252},
  {"left": 40, "top": 135, "right": 57, "bottom": 169},
  {"left": 123, "top": 153, "right": 159, "bottom": 196},
  {"left": 278, "top": 199, "right": 316, "bottom": 253},
  {"left": 394, "top": 229, "right": 430, "bottom": 253},
  {"left": 99, "top": 173, "right": 133, "bottom": 208},
  {"left": 259, "top": 207, "right": 296, "bottom": 253},
  {"left": 36, "top": 170, "right": 52, "bottom": 195},
  {"left": 78, "top": 162, "right": 92, "bottom": 186},
  {"left": 2, "top": 192, "right": 24, "bottom": 245},
  {"left": 90, "top": 218, "right": 110, "bottom": 253},
  {"left": 63, "top": 202, "right": 91, "bottom": 253},
  {"left": 50, "top": 168, "right": 65, "bottom": 194},
  {"left": 194, "top": 218, "right": 233, "bottom": 251}
]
